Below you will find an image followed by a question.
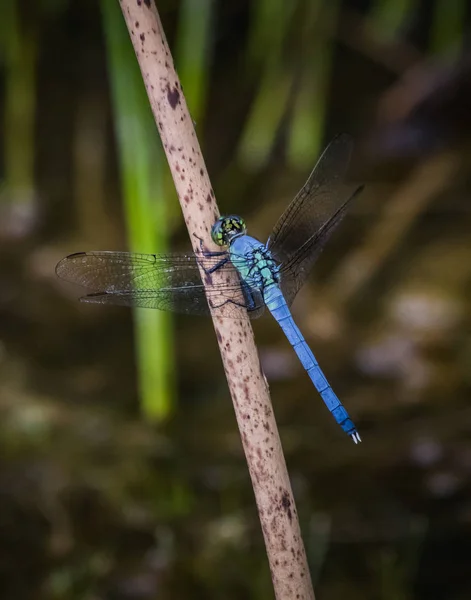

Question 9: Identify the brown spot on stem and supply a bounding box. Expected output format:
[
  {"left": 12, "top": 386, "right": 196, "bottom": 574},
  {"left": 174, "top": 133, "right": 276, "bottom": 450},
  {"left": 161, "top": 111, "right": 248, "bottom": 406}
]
[
  {"left": 242, "top": 384, "right": 250, "bottom": 402},
  {"left": 140, "top": 33, "right": 145, "bottom": 42},
  {"left": 167, "top": 83, "right": 180, "bottom": 109},
  {"left": 281, "top": 491, "right": 293, "bottom": 522}
]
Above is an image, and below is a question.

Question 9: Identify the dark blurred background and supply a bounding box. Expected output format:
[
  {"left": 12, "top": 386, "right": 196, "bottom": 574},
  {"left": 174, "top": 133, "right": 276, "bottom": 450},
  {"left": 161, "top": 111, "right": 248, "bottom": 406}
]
[{"left": 1, "top": 0, "right": 471, "bottom": 598}]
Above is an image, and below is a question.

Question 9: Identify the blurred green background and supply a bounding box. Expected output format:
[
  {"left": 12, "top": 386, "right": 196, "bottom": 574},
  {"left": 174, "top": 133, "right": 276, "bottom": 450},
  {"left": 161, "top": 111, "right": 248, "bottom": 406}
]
[{"left": 0, "top": 0, "right": 471, "bottom": 598}]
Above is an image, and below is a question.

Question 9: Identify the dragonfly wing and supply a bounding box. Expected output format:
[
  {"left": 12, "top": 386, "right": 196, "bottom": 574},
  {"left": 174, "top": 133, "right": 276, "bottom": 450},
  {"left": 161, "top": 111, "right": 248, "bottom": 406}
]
[
  {"left": 80, "top": 286, "right": 211, "bottom": 315},
  {"left": 278, "top": 185, "right": 363, "bottom": 305},
  {"left": 267, "top": 134, "right": 362, "bottom": 305},
  {"left": 267, "top": 134, "right": 354, "bottom": 262},
  {"left": 56, "top": 251, "right": 265, "bottom": 318}
]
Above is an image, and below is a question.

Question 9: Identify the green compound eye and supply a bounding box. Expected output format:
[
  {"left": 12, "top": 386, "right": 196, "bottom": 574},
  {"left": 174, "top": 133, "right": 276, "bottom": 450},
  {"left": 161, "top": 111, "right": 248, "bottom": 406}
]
[
  {"left": 211, "top": 215, "right": 246, "bottom": 246},
  {"left": 211, "top": 218, "right": 226, "bottom": 246}
]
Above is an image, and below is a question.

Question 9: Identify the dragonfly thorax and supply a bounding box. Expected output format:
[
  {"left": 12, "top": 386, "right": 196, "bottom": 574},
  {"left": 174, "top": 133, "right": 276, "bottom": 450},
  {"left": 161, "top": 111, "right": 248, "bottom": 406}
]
[{"left": 230, "top": 236, "right": 280, "bottom": 292}]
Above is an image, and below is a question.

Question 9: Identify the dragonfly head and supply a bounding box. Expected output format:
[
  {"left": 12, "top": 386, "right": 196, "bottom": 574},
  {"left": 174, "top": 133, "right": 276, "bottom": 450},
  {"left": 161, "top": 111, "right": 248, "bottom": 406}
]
[{"left": 211, "top": 215, "right": 246, "bottom": 246}]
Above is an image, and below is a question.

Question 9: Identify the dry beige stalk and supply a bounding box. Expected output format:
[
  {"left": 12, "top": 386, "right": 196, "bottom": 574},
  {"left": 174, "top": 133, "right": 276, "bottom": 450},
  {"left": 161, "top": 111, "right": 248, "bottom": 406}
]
[{"left": 118, "top": 1, "right": 315, "bottom": 598}]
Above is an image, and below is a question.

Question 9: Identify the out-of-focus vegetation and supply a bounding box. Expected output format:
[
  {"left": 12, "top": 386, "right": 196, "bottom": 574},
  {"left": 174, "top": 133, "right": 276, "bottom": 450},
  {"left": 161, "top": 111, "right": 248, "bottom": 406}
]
[
  {"left": 0, "top": 0, "right": 471, "bottom": 599},
  {"left": 102, "top": 0, "right": 174, "bottom": 421}
]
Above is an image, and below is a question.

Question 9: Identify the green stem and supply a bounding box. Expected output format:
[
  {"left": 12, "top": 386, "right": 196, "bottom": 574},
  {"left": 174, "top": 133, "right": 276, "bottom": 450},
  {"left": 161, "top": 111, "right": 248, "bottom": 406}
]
[
  {"left": 2, "top": 0, "right": 37, "bottom": 201},
  {"left": 370, "top": 0, "right": 418, "bottom": 41},
  {"left": 430, "top": 0, "right": 465, "bottom": 57},
  {"left": 175, "top": 0, "right": 214, "bottom": 123},
  {"left": 101, "top": 0, "right": 174, "bottom": 420}
]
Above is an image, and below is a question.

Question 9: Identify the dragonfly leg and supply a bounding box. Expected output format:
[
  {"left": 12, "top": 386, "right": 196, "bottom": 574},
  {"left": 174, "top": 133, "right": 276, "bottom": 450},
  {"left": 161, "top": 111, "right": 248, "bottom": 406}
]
[
  {"left": 240, "top": 280, "right": 258, "bottom": 311},
  {"left": 193, "top": 233, "right": 230, "bottom": 275},
  {"left": 208, "top": 298, "right": 247, "bottom": 310},
  {"left": 204, "top": 257, "right": 229, "bottom": 274},
  {"left": 193, "top": 233, "right": 227, "bottom": 257}
]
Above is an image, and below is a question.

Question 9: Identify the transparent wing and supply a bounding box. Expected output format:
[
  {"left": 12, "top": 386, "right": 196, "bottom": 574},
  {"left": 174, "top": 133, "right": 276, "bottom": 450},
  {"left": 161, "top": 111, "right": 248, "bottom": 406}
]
[
  {"left": 268, "top": 134, "right": 354, "bottom": 262},
  {"left": 56, "top": 251, "right": 265, "bottom": 318},
  {"left": 278, "top": 186, "right": 364, "bottom": 305},
  {"left": 267, "top": 134, "right": 362, "bottom": 304}
]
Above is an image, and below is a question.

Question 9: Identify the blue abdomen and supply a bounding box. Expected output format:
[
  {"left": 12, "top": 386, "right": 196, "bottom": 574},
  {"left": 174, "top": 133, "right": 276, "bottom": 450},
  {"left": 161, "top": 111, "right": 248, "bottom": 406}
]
[{"left": 263, "top": 282, "right": 360, "bottom": 441}]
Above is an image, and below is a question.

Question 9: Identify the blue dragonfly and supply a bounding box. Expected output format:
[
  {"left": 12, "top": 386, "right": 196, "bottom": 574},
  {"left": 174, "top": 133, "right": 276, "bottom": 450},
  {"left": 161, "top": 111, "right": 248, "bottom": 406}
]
[{"left": 56, "top": 134, "right": 363, "bottom": 443}]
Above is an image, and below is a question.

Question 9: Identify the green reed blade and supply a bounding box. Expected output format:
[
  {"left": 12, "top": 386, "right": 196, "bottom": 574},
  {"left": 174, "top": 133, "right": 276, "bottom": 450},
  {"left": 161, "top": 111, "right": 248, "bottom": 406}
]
[
  {"left": 101, "top": 0, "right": 174, "bottom": 421},
  {"left": 175, "top": 0, "right": 214, "bottom": 123},
  {"left": 1, "top": 0, "right": 37, "bottom": 219}
]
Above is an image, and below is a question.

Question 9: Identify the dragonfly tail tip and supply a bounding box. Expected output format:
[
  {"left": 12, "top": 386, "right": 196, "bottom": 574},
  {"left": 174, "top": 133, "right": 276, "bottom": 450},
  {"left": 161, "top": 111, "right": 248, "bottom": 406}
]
[{"left": 351, "top": 431, "right": 361, "bottom": 444}]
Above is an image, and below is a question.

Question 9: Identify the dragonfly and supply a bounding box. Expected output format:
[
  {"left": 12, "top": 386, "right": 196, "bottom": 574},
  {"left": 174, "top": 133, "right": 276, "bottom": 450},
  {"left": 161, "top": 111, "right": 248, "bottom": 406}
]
[{"left": 56, "top": 134, "right": 363, "bottom": 443}]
